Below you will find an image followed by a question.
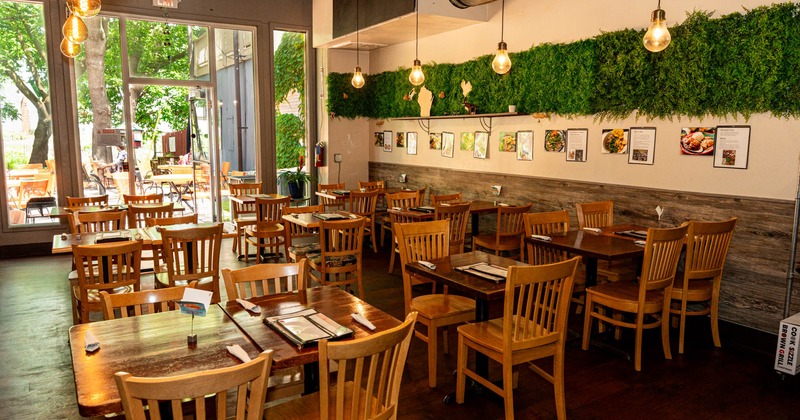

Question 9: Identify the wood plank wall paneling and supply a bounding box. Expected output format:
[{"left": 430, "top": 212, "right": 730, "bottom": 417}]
[{"left": 370, "top": 162, "right": 799, "bottom": 333}]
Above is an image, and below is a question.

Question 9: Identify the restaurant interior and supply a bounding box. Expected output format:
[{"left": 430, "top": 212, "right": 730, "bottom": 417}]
[{"left": 2, "top": 0, "right": 800, "bottom": 418}]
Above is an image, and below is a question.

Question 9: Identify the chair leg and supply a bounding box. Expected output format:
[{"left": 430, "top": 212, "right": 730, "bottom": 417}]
[
  {"left": 443, "top": 326, "right": 449, "bottom": 355},
  {"left": 678, "top": 296, "right": 688, "bottom": 354},
  {"left": 456, "top": 333, "right": 467, "bottom": 404},
  {"left": 581, "top": 295, "right": 593, "bottom": 351},
  {"left": 427, "top": 323, "right": 438, "bottom": 388},
  {"left": 502, "top": 363, "right": 515, "bottom": 420},
  {"left": 243, "top": 237, "right": 250, "bottom": 263},
  {"left": 370, "top": 229, "right": 378, "bottom": 254},
  {"left": 388, "top": 246, "right": 396, "bottom": 274},
  {"left": 553, "top": 348, "right": 567, "bottom": 420},
  {"left": 711, "top": 283, "right": 722, "bottom": 348},
  {"left": 634, "top": 313, "right": 645, "bottom": 372},
  {"left": 661, "top": 304, "right": 673, "bottom": 361}
]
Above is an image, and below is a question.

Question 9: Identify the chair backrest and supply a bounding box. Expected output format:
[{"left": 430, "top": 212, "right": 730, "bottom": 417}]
[
  {"left": 415, "top": 187, "right": 427, "bottom": 205},
  {"left": 318, "top": 312, "right": 417, "bottom": 420},
  {"left": 318, "top": 182, "right": 346, "bottom": 210},
  {"left": 229, "top": 182, "right": 262, "bottom": 219},
  {"left": 158, "top": 224, "right": 223, "bottom": 289},
  {"left": 386, "top": 191, "right": 419, "bottom": 210},
  {"left": 145, "top": 213, "right": 199, "bottom": 227},
  {"left": 17, "top": 179, "right": 49, "bottom": 206},
  {"left": 524, "top": 210, "right": 571, "bottom": 265},
  {"left": 318, "top": 182, "right": 344, "bottom": 191},
  {"left": 575, "top": 200, "right": 614, "bottom": 229},
  {"left": 67, "top": 195, "right": 109, "bottom": 207},
  {"left": 222, "top": 261, "right": 307, "bottom": 300},
  {"left": 127, "top": 203, "right": 174, "bottom": 228},
  {"left": 395, "top": 220, "right": 450, "bottom": 315},
  {"left": 123, "top": 194, "right": 162, "bottom": 204},
  {"left": 115, "top": 350, "right": 273, "bottom": 420},
  {"left": 22, "top": 163, "right": 43, "bottom": 169},
  {"left": 684, "top": 218, "right": 737, "bottom": 282},
  {"left": 495, "top": 203, "right": 532, "bottom": 237},
  {"left": 434, "top": 202, "right": 471, "bottom": 254},
  {"left": 349, "top": 190, "right": 378, "bottom": 217},
  {"left": 220, "top": 161, "right": 230, "bottom": 179},
  {"left": 71, "top": 210, "right": 127, "bottom": 234},
  {"left": 318, "top": 218, "right": 365, "bottom": 273},
  {"left": 72, "top": 240, "right": 142, "bottom": 304},
  {"left": 639, "top": 223, "right": 690, "bottom": 293},
  {"left": 358, "top": 180, "right": 385, "bottom": 191},
  {"left": 99, "top": 282, "right": 197, "bottom": 320},
  {"left": 502, "top": 258, "right": 580, "bottom": 351},
  {"left": 255, "top": 196, "right": 291, "bottom": 223},
  {"left": 432, "top": 192, "right": 462, "bottom": 205},
  {"left": 283, "top": 204, "right": 323, "bottom": 243},
  {"left": 112, "top": 172, "right": 131, "bottom": 199}
]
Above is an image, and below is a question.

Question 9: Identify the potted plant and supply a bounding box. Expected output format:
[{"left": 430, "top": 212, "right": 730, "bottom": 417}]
[{"left": 278, "top": 155, "right": 313, "bottom": 199}]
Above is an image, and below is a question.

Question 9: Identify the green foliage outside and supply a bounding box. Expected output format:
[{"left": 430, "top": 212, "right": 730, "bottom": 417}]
[
  {"left": 274, "top": 32, "right": 307, "bottom": 171},
  {"left": 327, "top": 3, "right": 800, "bottom": 121},
  {"left": 276, "top": 113, "right": 305, "bottom": 169}
]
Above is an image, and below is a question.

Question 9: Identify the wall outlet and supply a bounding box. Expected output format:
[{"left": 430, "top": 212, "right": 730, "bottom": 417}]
[{"left": 333, "top": 153, "right": 342, "bottom": 163}]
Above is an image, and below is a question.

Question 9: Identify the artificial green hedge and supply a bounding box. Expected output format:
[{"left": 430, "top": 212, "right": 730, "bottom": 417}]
[{"left": 327, "top": 3, "right": 800, "bottom": 120}]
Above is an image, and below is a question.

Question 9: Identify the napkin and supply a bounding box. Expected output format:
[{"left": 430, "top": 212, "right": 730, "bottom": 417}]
[
  {"left": 352, "top": 313, "right": 376, "bottom": 331},
  {"left": 236, "top": 298, "right": 261, "bottom": 314},
  {"left": 391, "top": 206, "right": 403, "bottom": 211},
  {"left": 418, "top": 261, "right": 436, "bottom": 270},
  {"left": 85, "top": 330, "right": 100, "bottom": 353},
  {"left": 530, "top": 234, "right": 552, "bottom": 241},
  {"left": 583, "top": 227, "right": 603, "bottom": 233},
  {"left": 634, "top": 240, "right": 647, "bottom": 246},
  {"left": 226, "top": 344, "right": 252, "bottom": 363},
  {"left": 497, "top": 203, "right": 510, "bottom": 207}
]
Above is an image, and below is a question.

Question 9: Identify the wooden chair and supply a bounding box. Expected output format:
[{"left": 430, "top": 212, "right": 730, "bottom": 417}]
[
  {"left": 432, "top": 192, "right": 462, "bottom": 205},
  {"left": 122, "top": 193, "right": 162, "bottom": 204},
  {"left": 582, "top": 223, "right": 689, "bottom": 371},
  {"left": 126, "top": 202, "right": 173, "bottom": 228},
  {"left": 71, "top": 240, "right": 143, "bottom": 324},
  {"left": 349, "top": 190, "right": 379, "bottom": 253},
  {"left": 283, "top": 204, "right": 322, "bottom": 262},
  {"left": 575, "top": 200, "right": 636, "bottom": 282},
  {"left": 220, "top": 160, "right": 231, "bottom": 188},
  {"left": 244, "top": 195, "right": 290, "bottom": 263},
  {"left": 222, "top": 261, "right": 307, "bottom": 300},
  {"left": 472, "top": 203, "right": 532, "bottom": 259},
  {"left": 670, "top": 218, "right": 737, "bottom": 354},
  {"left": 145, "top": 213, "right": 198, "bottom": 227},
  {"left": 229, "top": 182, "right": 262, "bottom": 255},
  {"left": 269, "top": 312, "right": 417, "bottom": 420},
  {"left": 15, "top": 179, "right": 49, "bottom": 210},
  {"left": 99, "top": 281, "right": 198, "bottom": 320},
  {"left": 456, "top": 257, "right": 580, "bottom": 420},
  {"left": 112, "top": 172, "right": 132, "bottom": 202},
  {"left": 307, "top": 218, "right": 366, "bottom": 298},
  {"left": 155, "top": 223, "right": 223, "bottom": 303},
  {"left": 66, "top": 195, "right": 109, "bottom": 207},
  {"left": 524, "top": 210, "right": 587, "bottom": 313},
  {"left": 222, "top": 262, "right": 308, "bottom": 401},
  {"left": 357, "top": 180, "right": 385, "bottom": 191},
  {"left": 435, "top": 202, "right": 471, "bottom": 255},
  {"left": 70, "top": 210, "right": 127, "bottom": 234},
  {"left": 395, "top": 220, "right": 476, "bottom": 388},
  {"left": 384, "top": 191, "right": 420, "bottom": 272},
  {"left": 115, "top": 350, "right": 273, "bottom": 420},
  {"left": 318, "top": 182, "right": 345, "bottom": 211}
]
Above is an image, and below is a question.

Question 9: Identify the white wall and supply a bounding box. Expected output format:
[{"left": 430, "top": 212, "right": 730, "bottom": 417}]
[{"left": 327, "top": 0, "right": 800, "bottom": 200}]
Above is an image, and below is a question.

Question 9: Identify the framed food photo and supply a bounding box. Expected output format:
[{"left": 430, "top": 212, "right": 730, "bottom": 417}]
[
  {"left": 383, "top": 130, "right": 393, "bottom": 152},
  {"left": 441, "top": 132, "right": 455, "bottom": 158},
  {"left": 628, "top": 127, "right": 657, "bottom": 165},
  {"left": 565, "top": 129, "right": 588, "bottom": 162},
  {"left": 429, "top": 133, "right": 442, "bottom": 150},
  {"left": 460, "top": 132, "right": 475, "bottom": 151},
  {"left": 498, "top": 132, "right": 516, "bottom": 152},
  {"left": 713, "top": 126, "right": 750, "bottom": 169},
  {"left": 474, "top": 131, "right": 489, "bottom": 159},
  {"left": 680, "top": 127, "right": 715, "bottom": 155},
  {"left": 395, "top": 132, "right": 406, "bottom": 148},
  {"left": 601, "top": 128, "right": 628, "bottom": 154},
  {"left": 516, "top": 131, "right": 533, "bottom": 161},
  {"left": 407, "top": 132, "right": 418, "bottom": 155},
  {"left": 544, "top": 130, "right": 565, "bottom": 153},
  {"left": 374, "top": 132, "right": 383, "bottom": 147}
]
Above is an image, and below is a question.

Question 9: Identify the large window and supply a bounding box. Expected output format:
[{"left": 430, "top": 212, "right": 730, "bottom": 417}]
[
  {"left": 0, "top": 1, "right": 57, "bottom": 227},
  {"left": 273, "top": 30, "right": 308, "bottom": 196}
]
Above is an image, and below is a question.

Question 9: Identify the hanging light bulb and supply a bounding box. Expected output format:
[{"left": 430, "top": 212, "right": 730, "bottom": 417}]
[
  {"left": 408, "top": 0, "right": 425, "bottom": 86},
  {"left": 60, "top": 37, "right": 81, "bottom": 58},
  {"left": 491, "top": 0, "right": 511, "bottom": 74},
  {"left": 63, "top": 13, "right": 88, "bottom": 44},
  {"left": 351, "top": 0, "right": 365, "bottom": 89},
  {"left": 643, "top": 0, "right": 671, "bottom": 52},
  {"left": 66, "top": 0, "right": 101, "bottom": 18}
]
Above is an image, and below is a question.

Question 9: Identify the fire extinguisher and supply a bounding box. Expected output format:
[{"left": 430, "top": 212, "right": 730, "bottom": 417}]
[{"left": 315, "top": 142, "right": 325, "bottom": 167}]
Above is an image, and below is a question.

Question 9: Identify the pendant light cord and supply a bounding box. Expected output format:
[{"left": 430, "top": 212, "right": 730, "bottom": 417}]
[
  {"left": 500, "top": 0, "right": 505, "bottom": 43},
  {"left": 415, "top": 0, "right": 419, "bottom": 59},
  {"left": 356, "top": 0, "right": 360, "bottom": 66}
]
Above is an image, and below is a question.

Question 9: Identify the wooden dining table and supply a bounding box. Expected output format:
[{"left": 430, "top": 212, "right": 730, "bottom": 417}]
[
  {"left": 68, "top": 286, "right": 399, "bottom": 417},
  {"left": 280, "top": 210, "right": 359, "bottom": 230},
  {"left": 388, "top": 200, "right": 500, "bottom": 238}
]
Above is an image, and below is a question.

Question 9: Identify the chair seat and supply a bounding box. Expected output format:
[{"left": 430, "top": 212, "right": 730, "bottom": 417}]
[
  {"left": 154, "top": 272, "right": 215, "bottom": 289},
  {"left": 246, "top": 222, "right": 285, "bottom": 236},
  {"left": 288, "top": 242, "right": 321, "bottom": 256},
  {"left": 234, "top": 214, "right": 257, "bottom": 224},
  {"left": 671, "top": 275, "right": 713, "bottom": 301},
  {"left": 458, "top": 317, "right": 559, "bottom": 356},
  {"left": 307, "top": 252, "right": 357, "bottom": 268},
  {"left": 587, "top": 281, "right": 666, "bottom": 313},
  {"left": 72, "top": 285, "right": 134, "bottom": 303},
  {"left": 267, "top": 382, "right": 385, "bottom": 420},
  {"left": 473, "top": 234, "right": 521, "bottom": 251},
  {"left": 411, "top": 294, "right": 475, "bottom": 320}
]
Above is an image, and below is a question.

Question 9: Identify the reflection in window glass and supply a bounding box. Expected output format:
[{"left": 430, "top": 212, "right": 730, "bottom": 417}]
[
  {"left": 0, "top": 1, "right": 56, "bottom": 226},
  {"left": 127, "top": 19, "right": 209, "bottom": 81}
]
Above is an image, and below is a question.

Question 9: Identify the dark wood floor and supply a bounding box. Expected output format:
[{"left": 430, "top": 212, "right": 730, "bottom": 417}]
[{"left": 1, "top": 239, "right": 798, "bottom": 419}]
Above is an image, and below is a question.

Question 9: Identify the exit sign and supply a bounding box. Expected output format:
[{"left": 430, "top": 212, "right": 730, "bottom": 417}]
[{"left": 153, "top": 0, "right": 180, "bottom": 8}]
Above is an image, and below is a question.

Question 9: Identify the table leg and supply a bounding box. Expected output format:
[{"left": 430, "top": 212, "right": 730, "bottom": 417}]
[
  {"left": 471, "top": 213, "right": 480, "bottom": 238},
  {"left": 304, "top": 362, "right": 319, "bottom": 395},
  {"left": 585, "top": 257, "right": 598, "bottom": 287}
]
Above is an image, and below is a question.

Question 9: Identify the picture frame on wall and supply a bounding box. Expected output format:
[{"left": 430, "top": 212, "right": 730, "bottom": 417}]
[
  {"left": 429, "top": 133, "right": 442, "bottom": 150},
  {"left": 713, "top": 126, "right": 750, "bottom": 169},
  {"left": 601, "top": 128, "right": 629, "bottom": 154},
  {"left": 396, "top": 132, "right": 406, "bottom": 148},
  {"left": 374, "top": 132, "right": 383, "bottom": 147},
  {"left": 383, "top": 130, "right": 393, "bottom": 152},
  {"left": 474, "top": 131, "right": 489, "bottom": 159},
  {"left": 441, "top": 132, "right": 455, "bottom": 158},
  {"left": 407, "top": 132, "right": 417, "bottom": 155},
  {"left": 460, "top": 132, "right": 475, "bottom": 151},
  {"left": 628, "top": 127, "right": 656, "bottom": 165},
  {"left": 498, "top": 132, "right": 516, "bottom": 152},
  {"left": 565, "top": 129, "right": 588, "bottom": 162},
  {"left": 516, "top": 131, "right": 533, "bottom": 161},
  {"left": 544, "top": 130, "right": 566, "bottom": 152}
]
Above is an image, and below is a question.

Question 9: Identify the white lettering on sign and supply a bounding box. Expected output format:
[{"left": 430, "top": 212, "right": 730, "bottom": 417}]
[
  {"left": 153, "top": 0, "right": 180, "bottom": 8},
  {"left": 777, "top": 324, "right": 788, "bottom": 367}
]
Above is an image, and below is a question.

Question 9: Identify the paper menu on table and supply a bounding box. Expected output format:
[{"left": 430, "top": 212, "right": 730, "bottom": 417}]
[{"left": 178, "top": 288, "right": 213, "bottom": 315}]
